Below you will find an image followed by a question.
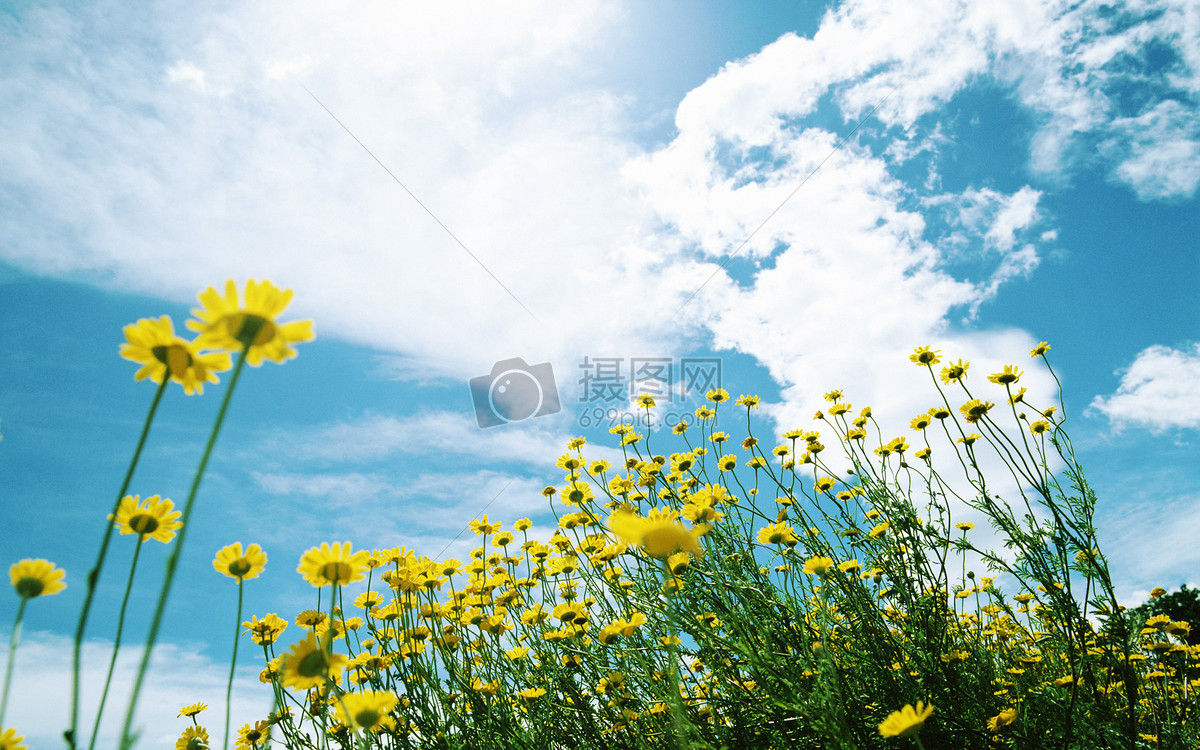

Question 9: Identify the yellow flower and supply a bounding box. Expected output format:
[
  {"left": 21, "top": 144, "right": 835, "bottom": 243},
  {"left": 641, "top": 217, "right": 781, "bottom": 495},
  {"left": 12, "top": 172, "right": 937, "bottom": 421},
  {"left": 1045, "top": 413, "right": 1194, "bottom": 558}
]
[
  {"left": 705, "top": 388, "right": 729, "bottom": 404},
  {"left": 987, "top": 707, "right": 1018, "bottom": 731},
  {"left": 187, "top": 279, "right": 314, "bottom": 366},
  {"left": 1029, "top": 420, "right": 1051, "bottom": 435},
  {"left": 878, "top": 701, "right": 933, "bottom": 738},
  {"left": 757, "top": 522, "right": 799, "bottom": 547},
  {"left": 0, "top": 728, "right": 26, "bottom": 750},
  {"left": 241, "top": 613, "right": 288, "bottom": 646},
  {"left": 9, "top": 559, "right": 66, "bottom": 599},
  {"left": 939, "top": 359, "right": 969, "bottom": 384},
  {"left": 120, "top": 315, "right": 232, "bottom": 395},
  {"left": 213, "top": 542, "right": 267, "bottom": 581},
  {"left": 987, "top": 365, "right": 1023, "bottom": 385},
  {"left": 468, "top": 515, "right": 502, "bottom": 535},
  {"left": 175, "top": 725, "right": 210, "bottom": 750},
  {"left": 177, "top": 701, "right": 208, "bottom": 718},
  {"left": 1030, "top": 341, "right": 1051, "bottom": 357},
  {"left": 518, "top": 687, "right": 547, "bottom": 701},
  {"left": 236, "top": 720, "right": 270, "bottom": 747},
  {"left": 607, "top": 507, "right": 705, "bottom": 559},
  {"left": 802, "top": 556, "right": 834, "bottom": 576},
  {"left": 910, "top": 346, "right": 941, "bottom": 366},
  {"left": 636, "top": 393, "right": 657, "bottom": 408},
  {"left": 334, "top": 689, "right": 397, "bottom": 733},
  {"left": 279, "top": 633, "right": 348, "bottom": 690},
  {"left": 959, "top": 399, "right": 994, "bottom": 423},
  {"left": 110, "top": 494, "right": 182, "bottom": 544},
  {"left": 297, "top": 542, "right": 370, "bottom": 587}
]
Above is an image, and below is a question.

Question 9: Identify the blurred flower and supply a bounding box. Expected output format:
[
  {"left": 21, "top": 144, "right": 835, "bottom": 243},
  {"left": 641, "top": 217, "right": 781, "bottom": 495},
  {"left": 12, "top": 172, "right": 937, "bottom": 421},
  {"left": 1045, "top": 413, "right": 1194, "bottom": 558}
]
[
  {"left": 878, "top": 701, "right": 933, "bottom": 738},
  {"left": 120, "top": 315, "right": 231, "bottom": 395},
  {"left": 279, "top": 633, "right": 347, "bottom": 690},
  {"left": 607, "top": 507, "right": 705, "bottom": 560},
  {"left": 188, "top": 279, "right": 314, "bottom": 366},
  {"left": 9, "top": 559, "right": 66, "bottom": 599},
  {"left": 334, "top": 689, "right": 397, "bottom": 733}
]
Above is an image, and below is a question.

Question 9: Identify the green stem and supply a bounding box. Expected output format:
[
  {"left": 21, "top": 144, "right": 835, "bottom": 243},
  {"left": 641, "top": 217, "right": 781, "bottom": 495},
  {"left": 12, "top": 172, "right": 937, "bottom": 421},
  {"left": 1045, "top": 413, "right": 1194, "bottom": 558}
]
[
  {"left": 118, "top": 351, "right": 249, "bottom": 749},
  {"left": 0, "top": 598, "right": 28, "bottom": 729},
  {"left": 88, "top": 539, "right": 144, "bottom": 750},
  {"left": 223, "top": 579, "right": 244, "bottom": 750},
  {"left": 68, "top": 377, "right": 168, "bottom": 749}
]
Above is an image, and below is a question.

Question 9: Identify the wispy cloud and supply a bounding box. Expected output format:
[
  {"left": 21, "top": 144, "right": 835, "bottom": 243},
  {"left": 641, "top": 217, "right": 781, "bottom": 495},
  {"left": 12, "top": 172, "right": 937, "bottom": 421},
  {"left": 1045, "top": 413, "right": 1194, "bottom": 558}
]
[{"left": 1089, "top": 343, "right": 1200, "bottom": 432}]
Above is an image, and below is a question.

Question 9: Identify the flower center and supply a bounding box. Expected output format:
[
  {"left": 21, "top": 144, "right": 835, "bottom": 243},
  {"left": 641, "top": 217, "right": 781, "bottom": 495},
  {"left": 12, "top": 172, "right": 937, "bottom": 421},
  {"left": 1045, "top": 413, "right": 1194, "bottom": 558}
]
[
  {"left": 354, "top": 710, "right": 380, "bottom": 728},
  {"left": 228, "top": 560, "right": 252, "bottom": 577},
  {"left": 130, "top": 513, "right": 159, "bottom": 535},
  {"left": 319, "top": 561, "right": 352, "bottom": 583},
  {"left": 298, "top": 651, "right": 326, "bottom": 678},
  {"left": 152, "top": 344, "right": 194, "bottom": 377},
  {"left": 225, "top": 313, "right": 277, "bottom": 347},
  {"left": 15, "top": 576, "right": 44, "bottom": 598}
]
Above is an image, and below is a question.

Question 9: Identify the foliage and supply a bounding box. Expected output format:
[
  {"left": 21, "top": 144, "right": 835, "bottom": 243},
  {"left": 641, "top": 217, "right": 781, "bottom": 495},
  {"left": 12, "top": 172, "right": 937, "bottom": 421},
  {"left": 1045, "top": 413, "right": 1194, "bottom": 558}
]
[{"left": 4, "top": 286, "right": 1196, "bottom": 750}]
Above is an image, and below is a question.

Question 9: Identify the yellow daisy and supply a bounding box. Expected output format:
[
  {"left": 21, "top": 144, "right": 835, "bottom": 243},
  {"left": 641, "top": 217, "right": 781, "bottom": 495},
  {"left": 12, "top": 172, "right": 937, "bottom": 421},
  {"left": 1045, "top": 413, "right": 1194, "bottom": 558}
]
[
  {"left": 177, "top": 702, "right": 208, "bottom": 718},
  {"left": 9, "top": 559, "right": 66, "bottom": 599},
  {"left": 236, "top": 720, "right": 269, "bottom": 747},
  {"left": 213, "top": 542, "right": 267, "bottom": 581},
  {"left": 878, "top": 701, "right": 933, "bottom": 738},
  {"left": 279, "top": 633, "right": 348, "bottom": 691},
  {"left": 120, "top": 315, "right": 231, "bottom": 395},
  {"left": 333, "top": 690, "right": 398, "bottom": 733},
  {"left": 175, "top": 725, "right": 210, "bottom": 750},
  {"left": 607, "top": 507, "right": 705, "bottom": 559},
  {"left": 0, "top": 728, "right": 26, "bottom": 750},
  {"left": 297, "top": 542, "right": 370, "bottom": 587},
  {"left": 109, "top": 494, "right": 182, "bottom": 544},
  {"left": 241, "top": 613, "right": 288, "bottom": 646},
  {"left": 187, "top": 279, "right": 314, "bottom": 366}
]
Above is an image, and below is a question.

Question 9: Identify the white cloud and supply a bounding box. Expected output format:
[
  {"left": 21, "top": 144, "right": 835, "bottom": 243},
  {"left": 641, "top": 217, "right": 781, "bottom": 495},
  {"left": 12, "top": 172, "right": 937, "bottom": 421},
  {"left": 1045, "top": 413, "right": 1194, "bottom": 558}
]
[
  {"left": 257, "top": 410, "right": 624, "bottom": 467},
  {"left": 1, "top": 631, "right": 269, "bottom": 749},
  {"left": 1105, "top": 100, "right": 1200, "bottom": 200},
  {"left": 1089, "top": 343, "right": 1200, "bottom": 431}
]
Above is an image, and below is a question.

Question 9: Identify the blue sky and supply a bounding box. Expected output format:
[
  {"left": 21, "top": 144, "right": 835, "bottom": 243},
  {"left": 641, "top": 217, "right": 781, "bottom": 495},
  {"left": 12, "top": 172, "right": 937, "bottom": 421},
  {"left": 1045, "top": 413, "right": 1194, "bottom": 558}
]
[{"left": 1, "top": 0, "right": 1199, "bottom": 745}]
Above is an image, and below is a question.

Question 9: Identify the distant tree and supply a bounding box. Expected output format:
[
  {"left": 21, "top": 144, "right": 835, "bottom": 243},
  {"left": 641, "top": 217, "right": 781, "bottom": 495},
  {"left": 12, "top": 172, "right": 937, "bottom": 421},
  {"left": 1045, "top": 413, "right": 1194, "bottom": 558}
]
[{"left": 1131, "top": 584, "right": 1200, "bottom": 646}]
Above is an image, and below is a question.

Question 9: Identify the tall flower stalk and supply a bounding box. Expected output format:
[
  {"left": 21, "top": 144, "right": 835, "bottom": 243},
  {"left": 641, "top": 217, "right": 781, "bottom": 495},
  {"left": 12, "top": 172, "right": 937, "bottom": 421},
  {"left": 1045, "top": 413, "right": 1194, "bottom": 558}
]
[
  {"left": 116, "top": 281, "right": 312, "bottom": 749},
  {"left": 69, "top": 315, "right": 230, "bottom": 749},
  {"left": 4, "top": 559, "right": 66, "bottom": 728}
]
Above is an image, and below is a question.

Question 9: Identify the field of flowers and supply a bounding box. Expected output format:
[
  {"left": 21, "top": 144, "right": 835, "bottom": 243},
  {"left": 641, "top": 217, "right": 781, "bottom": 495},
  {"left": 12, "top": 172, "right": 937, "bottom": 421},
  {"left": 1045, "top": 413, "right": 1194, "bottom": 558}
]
[{"left": 3, "top": 280, "right": 1196, "bottom": 750}]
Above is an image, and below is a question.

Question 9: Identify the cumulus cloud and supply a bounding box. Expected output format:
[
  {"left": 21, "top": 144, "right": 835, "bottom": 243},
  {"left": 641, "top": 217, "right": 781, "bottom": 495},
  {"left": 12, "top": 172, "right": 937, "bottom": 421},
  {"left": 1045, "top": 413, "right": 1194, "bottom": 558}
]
[
  {"left": 2, "top": 0, "right": 1196, "bottom": 569},
  {"left": 1089, "top": 343, "right": 1200, "bottom": 431},
  {"left": 0, "top": 631, "right": 269, "bottom": 749}
]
